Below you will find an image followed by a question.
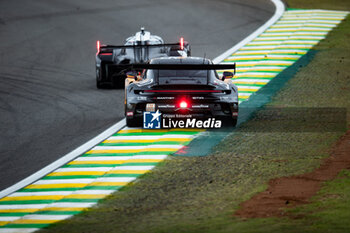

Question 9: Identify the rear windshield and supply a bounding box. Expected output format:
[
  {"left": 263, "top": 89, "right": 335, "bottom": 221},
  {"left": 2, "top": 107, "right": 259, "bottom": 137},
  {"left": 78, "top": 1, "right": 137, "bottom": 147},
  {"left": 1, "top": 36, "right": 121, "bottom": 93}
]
[
  {"left": 144, "top": 69, "right": 219, "bottom": 85},
  {"left": 159, "top": 70, "right": 207, "bottom": 85},
  {"left": 159, "top": 70, "right": 207, "bottom": 77},
  {"left": 145, "top": 69, "right": 214, "bottom": 85}
]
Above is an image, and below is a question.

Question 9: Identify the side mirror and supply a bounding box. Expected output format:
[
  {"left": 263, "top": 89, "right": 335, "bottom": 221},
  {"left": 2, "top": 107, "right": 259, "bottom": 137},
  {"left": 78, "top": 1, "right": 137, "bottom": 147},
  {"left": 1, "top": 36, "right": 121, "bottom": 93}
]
[
  {"left": 221, "top": 71, "right": 234, "bottom": 81},
  {"left": 126, "top": 71, "right": 138, "bottom": 81}
]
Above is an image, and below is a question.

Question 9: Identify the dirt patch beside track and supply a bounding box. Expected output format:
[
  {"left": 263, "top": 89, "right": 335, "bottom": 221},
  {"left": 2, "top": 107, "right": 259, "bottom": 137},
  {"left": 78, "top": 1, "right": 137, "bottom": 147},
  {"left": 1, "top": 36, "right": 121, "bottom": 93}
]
[{"left": 235, "top": 130, "right": 350, "bottom": 218}]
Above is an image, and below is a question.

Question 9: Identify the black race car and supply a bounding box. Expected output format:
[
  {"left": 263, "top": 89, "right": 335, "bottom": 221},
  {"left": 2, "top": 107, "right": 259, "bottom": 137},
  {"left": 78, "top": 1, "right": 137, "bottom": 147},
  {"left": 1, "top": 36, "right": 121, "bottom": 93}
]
[
  {"left": 123, "top": 57, "right": 238, "bottom": 127},
  {"left": 95, "top": 28, "right": 190, "bottom": 88}
]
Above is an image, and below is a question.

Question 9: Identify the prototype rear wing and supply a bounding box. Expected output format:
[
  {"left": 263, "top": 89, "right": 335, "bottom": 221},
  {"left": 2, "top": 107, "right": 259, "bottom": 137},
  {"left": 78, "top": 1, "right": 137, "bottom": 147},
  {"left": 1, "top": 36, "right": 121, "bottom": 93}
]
[{"left": 97, "top": 42, "right": 188, "bottom": 54}]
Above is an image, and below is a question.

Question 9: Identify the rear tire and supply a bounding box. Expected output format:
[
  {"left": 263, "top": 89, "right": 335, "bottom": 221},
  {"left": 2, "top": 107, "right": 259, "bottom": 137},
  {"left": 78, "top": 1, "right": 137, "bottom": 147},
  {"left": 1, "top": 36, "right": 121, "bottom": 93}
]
[
  {"left": 126, "top": 117, "right": 140, "bottom": 127},
  {"left": 96, "top": 65, "right": 108, "bottom": 89},
  {"left": 112, "top": 75, "right": 126, "bottom": 89},
  {"left": 220, "top": 116, "right": 237, "bottom": 127},
  {"left": 231, "top": 118, "right": 237, "bottom": 127},
  {"left": 96, "top": 79, "right": 103, "bottom": 89}
]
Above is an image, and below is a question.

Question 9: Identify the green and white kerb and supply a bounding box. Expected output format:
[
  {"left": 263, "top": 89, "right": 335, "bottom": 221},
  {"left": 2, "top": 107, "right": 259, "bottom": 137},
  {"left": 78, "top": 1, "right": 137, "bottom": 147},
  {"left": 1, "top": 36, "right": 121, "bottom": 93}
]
[{"left": 218, "top": 9, "right": 348, "bottom": 103}]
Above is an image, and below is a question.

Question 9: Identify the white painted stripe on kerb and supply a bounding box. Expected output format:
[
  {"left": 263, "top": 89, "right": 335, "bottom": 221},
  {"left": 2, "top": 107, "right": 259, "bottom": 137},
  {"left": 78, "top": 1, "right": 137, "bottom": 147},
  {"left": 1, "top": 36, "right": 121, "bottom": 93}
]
[
  {"left": 75, "top": 155, "right": 167, "bottom": 161},
  {"left": 233, "top": 79, "right": 271, "bottom": 83},
  {"left": 47, "top": 202, "right": 96, "bottom": 208},
  {"left": 0, "top": 217, "right": 21, "bottom": 221},
  {"left": 235, "top": 50, "right": 274, "bottom": 54},
  {"left": 9, "top": 192, "right": 73, "bottom": 197},
  {"left": 241, "top": 46, "right": 281, "bottom": 50},
  {"left": 260, "top": 32, "right": 293, "bottom": 36},
  {"left": 266, "top": 55, "right": 302, "bottom": 59},
  {"left": 283, "top": 40, "right": 319, "bottom": 44},
  {"left": 248, "top": 41, "right": 283, "bottom": 45},
  {"left": 236, "top": 86, "right": 260, "bottom": 90},
  {"left": 0, "top": 228, "right": 39, "bottom": 233},
  {"left": 250, "top": 66, "right": 286, "bottom": 70},
  {"left": 95, "top": 177, "right": 136, "bottom": 183},
  {"left": 293, "top": 31, "right": 328, "bottom": 35},
  {"left": 0, "top": 204, "right": 48, "bottom": 209},
  {"left": 289, "top": 36, "right": 325, "bottom": 39},
  {"left": 237, "top": 72, "right": 277, "bottom": 76},
  {"left": 254, "top": 36, "right": 289, "bottom": 40},
  {"left": 228, "top": 55, "right": 265, "bottom": 59},
  {"left": 34, "top": 179, "right": 94, "bottom": 184},
  {"left": 22, "top": 215, "right": 71, "bottom": 220},
  {"left": 73, "top": 190, "right": 114, "bottom": 195},
  {"left": 238, "top": 93, "right": 253, "bottom": 96},
  {"left": 277, "top": 20, "right": 340, "bottom": 24},
  {"left": 92, "top": 145, "right": 183, "bottom": 150},
  {"left": 54, "top": 167, "right": 112, "bottom": 172},
  {"left": 257, "top": 61, "right": 294, "bottom": 65},
  {"left": 112, "top": 166, "right": 155, "bottom": 170}
]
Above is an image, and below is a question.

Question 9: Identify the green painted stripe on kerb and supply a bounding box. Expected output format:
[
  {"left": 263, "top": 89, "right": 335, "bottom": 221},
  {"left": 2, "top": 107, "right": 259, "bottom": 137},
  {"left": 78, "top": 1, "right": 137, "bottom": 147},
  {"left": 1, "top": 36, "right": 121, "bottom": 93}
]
[
  {"left": 0, "top": 9, "right": 348, "bottom": 232},
  {"left": 0, "top": 200, "right": 54, "bottom": 205},
  {"left": 1, "top": 224, "right": 49, "bottom": 228},
  {"left": 0, "top": 213, "right": 30, "bottom": 217},
  {"left": 56, "top": 199, "right": 100, "bottom": 203}
]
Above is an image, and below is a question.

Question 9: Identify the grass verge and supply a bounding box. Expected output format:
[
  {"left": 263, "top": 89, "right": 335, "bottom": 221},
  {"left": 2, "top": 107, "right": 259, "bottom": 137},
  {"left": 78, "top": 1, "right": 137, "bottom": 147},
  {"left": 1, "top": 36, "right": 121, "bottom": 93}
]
[{"left": 39, "top": 2, "right": 350, "bottom": 233}]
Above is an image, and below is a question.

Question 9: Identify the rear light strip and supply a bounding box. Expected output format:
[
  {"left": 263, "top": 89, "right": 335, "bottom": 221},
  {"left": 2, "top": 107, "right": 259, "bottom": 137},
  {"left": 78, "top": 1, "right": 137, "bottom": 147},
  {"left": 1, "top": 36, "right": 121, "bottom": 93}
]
[{"left": 143, "top": 90, "right": 222, "bottom": 93}]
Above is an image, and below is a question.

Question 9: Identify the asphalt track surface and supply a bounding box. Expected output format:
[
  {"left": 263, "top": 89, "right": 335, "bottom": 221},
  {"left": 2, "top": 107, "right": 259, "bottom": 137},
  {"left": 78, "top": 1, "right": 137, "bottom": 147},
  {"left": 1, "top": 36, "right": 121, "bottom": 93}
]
[{"left": 0, "top": 0, "right": 274, "bottom": 191}]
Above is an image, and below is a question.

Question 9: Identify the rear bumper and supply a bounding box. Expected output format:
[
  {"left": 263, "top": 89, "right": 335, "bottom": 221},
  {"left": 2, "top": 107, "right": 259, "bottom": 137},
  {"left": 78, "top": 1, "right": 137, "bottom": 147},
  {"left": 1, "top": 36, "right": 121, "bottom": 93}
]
[{"left": 126, "top": 101, "right": 238, "bottom": 119}]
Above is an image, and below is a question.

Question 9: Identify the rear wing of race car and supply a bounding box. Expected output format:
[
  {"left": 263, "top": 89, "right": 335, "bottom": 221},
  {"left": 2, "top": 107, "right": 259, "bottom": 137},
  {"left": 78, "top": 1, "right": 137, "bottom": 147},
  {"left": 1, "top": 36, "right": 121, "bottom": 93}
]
[
  {"left": 106, "top": 63, "right": 236, "bottom": 85},
  {"left": 96, "top": 39, "right": 188, "bottom": 55},
  {"left": 106, "top": 63, "right": 235, "bottom": 71}
]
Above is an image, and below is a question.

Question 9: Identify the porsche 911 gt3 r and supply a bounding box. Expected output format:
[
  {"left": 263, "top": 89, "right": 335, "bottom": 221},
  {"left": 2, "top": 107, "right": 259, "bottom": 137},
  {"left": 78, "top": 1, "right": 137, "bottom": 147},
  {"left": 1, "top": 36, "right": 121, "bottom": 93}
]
[{"left": 123, "top": 57, "right": 238, "bottom": 127}]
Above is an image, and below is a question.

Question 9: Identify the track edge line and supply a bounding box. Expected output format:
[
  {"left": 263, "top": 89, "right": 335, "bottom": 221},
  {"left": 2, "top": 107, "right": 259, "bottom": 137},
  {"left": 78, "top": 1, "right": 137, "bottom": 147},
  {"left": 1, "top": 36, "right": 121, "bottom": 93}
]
[{"left": 0, "top": 119, "right": 126, "bottom": 199}]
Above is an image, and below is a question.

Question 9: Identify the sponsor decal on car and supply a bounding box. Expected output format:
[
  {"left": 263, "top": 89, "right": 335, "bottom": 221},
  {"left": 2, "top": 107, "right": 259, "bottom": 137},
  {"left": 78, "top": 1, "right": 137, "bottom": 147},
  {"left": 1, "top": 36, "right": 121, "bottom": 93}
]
[
  {"left": 143, "top": 110, "right": 162, "bottom": 129},
  {"left": 143, "top": 110, "right": 222, "bottom": 129}
]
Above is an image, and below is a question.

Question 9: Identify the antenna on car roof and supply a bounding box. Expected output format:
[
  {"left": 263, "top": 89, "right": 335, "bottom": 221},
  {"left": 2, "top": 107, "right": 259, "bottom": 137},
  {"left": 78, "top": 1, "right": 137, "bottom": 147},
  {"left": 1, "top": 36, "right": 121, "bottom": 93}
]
[{"left": 203, "top": 53, "right": 206, "bottom": 64}]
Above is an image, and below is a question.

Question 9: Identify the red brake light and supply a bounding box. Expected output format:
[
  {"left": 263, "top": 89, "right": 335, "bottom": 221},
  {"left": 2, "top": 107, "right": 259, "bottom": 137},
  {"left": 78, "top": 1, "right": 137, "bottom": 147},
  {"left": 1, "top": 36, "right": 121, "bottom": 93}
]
[
  {"left": 180, "top": 37, "right": 184, "bottom": 50},
  {"left": 179, "top": 101, "right": 188, "bottom": 108},
  {"left": 96, "top": 40, "right": 100, "bottom": 54}
]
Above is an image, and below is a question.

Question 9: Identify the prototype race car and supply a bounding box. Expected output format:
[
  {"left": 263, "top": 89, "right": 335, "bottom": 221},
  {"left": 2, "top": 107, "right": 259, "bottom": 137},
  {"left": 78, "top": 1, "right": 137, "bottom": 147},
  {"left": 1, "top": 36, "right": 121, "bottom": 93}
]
[
  {"left": 95, "top": 28, "right": 191, "bottom": 88},
  {"left": 122, "top": 57, "right": 239, "bottom": 127}
]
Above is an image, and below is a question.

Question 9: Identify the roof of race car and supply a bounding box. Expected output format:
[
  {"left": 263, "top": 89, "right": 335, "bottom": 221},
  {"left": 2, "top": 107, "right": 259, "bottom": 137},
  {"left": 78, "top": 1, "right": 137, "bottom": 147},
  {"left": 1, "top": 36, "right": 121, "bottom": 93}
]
[{"left": 149, "top": 57, "right": 212, "bottom": 65}]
